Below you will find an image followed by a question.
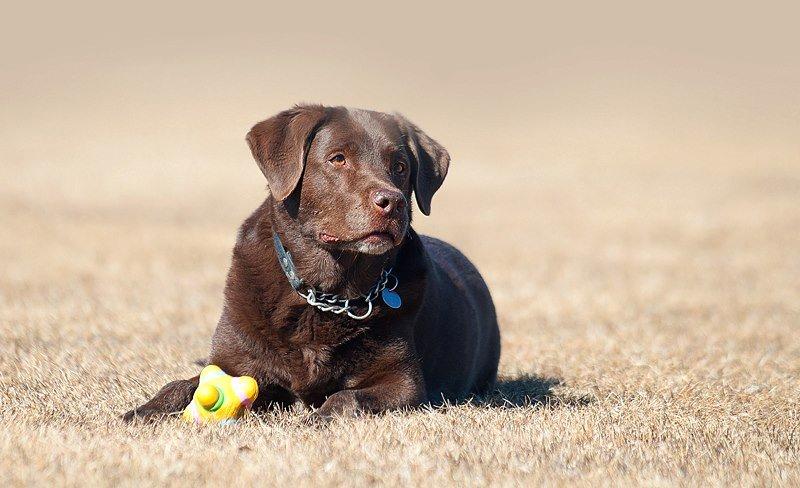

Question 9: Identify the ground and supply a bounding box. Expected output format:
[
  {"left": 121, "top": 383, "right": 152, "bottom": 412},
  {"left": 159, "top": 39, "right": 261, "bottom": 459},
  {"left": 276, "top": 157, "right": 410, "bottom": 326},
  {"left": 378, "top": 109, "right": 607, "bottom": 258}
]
[{"left": 2, "top": 138, "right": 798, "bottom": 486}]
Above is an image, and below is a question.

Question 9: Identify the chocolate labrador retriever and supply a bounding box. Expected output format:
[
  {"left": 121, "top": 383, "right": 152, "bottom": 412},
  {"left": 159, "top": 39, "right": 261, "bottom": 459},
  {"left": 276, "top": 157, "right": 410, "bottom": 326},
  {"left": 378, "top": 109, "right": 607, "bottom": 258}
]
[{"left": 123, "top": 105, "right": 500, "bottom": 421}]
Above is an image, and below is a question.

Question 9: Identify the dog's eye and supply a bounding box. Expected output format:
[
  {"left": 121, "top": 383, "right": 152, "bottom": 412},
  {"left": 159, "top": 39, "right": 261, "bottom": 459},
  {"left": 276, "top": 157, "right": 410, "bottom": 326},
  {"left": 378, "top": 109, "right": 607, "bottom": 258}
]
[
  {"left": 328, "top": 154, "right": 346, "bottom": 166},
  {"left": 393, "top": 161, "right": 407, "bottom": 174}
]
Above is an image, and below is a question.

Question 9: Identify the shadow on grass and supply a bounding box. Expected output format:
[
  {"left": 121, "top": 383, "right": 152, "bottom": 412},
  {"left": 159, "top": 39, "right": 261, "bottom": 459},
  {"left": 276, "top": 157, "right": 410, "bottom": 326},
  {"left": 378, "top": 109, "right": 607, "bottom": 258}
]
[{"left": 437, "top": 374, "right": 594, "bottom": 410}]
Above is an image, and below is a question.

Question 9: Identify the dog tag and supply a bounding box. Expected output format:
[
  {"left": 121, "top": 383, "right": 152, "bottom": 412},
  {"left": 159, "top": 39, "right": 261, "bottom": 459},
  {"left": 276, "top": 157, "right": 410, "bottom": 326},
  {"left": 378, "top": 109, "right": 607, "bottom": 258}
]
[{"left": 381, "top": 288, "right": 402, "bottom": 309}]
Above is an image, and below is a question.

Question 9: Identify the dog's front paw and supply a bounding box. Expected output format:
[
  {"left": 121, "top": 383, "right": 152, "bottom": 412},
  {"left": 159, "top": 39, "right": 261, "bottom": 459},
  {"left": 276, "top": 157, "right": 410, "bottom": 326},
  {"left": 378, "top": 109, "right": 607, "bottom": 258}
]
[
  {"left": 304, "top": 392, "right": 361, "bottom": 425},
  {"left": 304, "top": 408, "right": 359, "bottom": 427},
  {"left": 303, "top": 410, "right": 335, "bottom": 426},
  {"left": 121, "top": 407, "right": 171, "bottom": 423},
  {"left": 121, "top": 377, "right": 199, "bottom": 423}
]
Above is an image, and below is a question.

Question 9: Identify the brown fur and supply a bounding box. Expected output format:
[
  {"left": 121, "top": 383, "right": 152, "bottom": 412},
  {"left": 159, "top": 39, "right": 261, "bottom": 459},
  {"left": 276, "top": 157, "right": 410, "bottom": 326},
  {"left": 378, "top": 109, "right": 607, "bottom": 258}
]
[{"left": 123, "top": 105, "right": 500, "bottom": 421}]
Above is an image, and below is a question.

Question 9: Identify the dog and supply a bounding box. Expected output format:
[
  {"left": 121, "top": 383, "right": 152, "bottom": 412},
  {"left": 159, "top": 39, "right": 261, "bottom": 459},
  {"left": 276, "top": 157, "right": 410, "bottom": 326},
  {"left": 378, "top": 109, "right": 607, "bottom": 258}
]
[{"left": 123, "top": 105, "right": 500, "bottom": 421}]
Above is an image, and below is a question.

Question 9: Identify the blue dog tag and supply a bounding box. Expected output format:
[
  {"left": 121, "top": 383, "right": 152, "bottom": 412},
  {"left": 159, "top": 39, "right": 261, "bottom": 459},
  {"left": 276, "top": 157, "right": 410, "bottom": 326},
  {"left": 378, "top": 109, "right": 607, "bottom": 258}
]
[{"left": 381, "top": 288, "right": 402, "bottom": 309}]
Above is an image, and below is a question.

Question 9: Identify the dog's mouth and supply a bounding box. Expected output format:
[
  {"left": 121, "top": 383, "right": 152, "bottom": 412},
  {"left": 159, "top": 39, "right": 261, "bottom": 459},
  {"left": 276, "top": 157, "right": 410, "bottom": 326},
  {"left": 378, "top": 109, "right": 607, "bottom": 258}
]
[
  {"left": 321, "top": 230, "right": 393, "bottom": 243},
  {"left": 319, "top": 227, "right": 404, "bottom": 254},
  {"left": 359, "top": 231, "right": 395, "bottom": 244}
]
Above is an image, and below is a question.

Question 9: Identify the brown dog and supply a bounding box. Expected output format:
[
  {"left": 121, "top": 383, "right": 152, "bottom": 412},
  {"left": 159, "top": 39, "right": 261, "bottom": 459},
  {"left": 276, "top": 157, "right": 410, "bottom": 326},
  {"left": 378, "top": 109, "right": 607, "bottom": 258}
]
[{"left": 123, "top": 105, "right": 500, "bottom": 421}]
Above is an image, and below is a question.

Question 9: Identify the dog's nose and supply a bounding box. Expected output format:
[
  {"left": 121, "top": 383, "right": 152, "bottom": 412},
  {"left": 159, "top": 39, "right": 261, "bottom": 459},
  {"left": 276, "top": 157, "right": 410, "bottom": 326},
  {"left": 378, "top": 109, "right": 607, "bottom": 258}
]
[{"left": 371, "top": 189, "right": 405, "bottom": 214}]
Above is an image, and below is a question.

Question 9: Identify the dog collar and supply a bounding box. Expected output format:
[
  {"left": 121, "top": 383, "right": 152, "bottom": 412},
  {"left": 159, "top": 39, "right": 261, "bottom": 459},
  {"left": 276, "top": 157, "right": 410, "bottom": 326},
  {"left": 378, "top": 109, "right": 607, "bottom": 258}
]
[{"left": 272, "top": 231, "right": 402, "bottom": 320}]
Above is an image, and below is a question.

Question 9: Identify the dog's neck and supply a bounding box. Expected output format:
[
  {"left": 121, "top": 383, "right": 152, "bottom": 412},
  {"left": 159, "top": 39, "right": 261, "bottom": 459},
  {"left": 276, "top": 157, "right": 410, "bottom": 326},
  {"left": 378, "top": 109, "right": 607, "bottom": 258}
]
[{"left": 265, "top": 200, "right": 398, "bottom": 298}]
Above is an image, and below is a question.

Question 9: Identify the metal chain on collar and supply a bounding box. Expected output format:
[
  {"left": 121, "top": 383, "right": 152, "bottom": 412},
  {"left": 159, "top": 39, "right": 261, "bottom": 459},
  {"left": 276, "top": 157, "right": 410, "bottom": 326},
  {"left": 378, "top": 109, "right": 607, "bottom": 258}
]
[{"left": 297, "top": 268, "right": 399, "bottom": 320}]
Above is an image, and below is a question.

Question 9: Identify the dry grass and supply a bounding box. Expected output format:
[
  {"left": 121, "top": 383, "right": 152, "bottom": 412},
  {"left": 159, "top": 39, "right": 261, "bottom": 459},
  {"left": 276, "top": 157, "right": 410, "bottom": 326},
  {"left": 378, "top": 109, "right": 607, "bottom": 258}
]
[{"left": 2, "top": 144, "right": 799, "bottom": 486}]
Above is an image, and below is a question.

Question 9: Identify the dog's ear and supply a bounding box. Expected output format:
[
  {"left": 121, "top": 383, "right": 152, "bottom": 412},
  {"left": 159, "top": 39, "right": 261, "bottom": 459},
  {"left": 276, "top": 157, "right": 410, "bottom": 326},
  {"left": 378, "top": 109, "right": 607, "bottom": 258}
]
[
  {"left": 396, "top": 115, "right": 450, "bottom": 216},
  {"left": 246, "top": 105, "right": 327, "bottom": 201}
]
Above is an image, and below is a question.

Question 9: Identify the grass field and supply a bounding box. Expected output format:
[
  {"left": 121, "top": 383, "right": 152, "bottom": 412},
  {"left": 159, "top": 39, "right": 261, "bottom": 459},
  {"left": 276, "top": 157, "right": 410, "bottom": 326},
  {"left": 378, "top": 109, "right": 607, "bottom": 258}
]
[{"left": 2, "top": 135, "right": 799, "bottom": 485}]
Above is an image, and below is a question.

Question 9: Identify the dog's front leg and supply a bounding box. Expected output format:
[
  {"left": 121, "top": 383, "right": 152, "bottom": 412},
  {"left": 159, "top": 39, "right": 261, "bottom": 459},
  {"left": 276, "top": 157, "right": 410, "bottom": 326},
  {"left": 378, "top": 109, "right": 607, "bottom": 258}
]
[
  {"left": 312, "top": 371, "right": 425, "bottom": 420},
  {"left": 122, "top": 376, "right": 199, "bottom": 422}
]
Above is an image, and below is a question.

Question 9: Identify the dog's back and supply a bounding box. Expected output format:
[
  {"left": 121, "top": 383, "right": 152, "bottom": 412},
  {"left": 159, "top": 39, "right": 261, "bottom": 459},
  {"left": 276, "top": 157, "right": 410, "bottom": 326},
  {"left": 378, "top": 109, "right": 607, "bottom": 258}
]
[{"left": 414, "top": 235, "right": 500, "bottom": 402}]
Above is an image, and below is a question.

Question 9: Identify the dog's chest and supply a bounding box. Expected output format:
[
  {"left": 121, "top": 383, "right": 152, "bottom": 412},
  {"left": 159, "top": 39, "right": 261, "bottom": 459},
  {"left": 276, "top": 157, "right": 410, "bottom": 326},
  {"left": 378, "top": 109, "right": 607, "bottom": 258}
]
[{"left": 281, "top": 313, "right": 368, "bottom": 395}]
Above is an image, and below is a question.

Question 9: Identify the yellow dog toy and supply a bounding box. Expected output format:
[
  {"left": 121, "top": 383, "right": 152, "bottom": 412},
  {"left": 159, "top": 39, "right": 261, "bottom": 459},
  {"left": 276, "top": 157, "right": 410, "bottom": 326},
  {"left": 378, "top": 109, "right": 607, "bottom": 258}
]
[{"left": 182, "top": 365, "right": 259, "bottom": 424}]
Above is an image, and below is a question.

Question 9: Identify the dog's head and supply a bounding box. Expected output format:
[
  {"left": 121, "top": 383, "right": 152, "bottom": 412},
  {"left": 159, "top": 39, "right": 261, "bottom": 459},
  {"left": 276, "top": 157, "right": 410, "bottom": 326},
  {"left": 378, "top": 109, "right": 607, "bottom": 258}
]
[{"left": 246, "top": 105, "right": 449, "bottom": 255}]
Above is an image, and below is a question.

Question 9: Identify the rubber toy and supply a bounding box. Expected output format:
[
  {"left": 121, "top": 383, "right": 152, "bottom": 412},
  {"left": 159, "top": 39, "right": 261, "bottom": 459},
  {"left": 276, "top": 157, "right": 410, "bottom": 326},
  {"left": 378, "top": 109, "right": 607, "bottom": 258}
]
[{"left": 182, "top": 365, "right": 259, "bottom": 424}]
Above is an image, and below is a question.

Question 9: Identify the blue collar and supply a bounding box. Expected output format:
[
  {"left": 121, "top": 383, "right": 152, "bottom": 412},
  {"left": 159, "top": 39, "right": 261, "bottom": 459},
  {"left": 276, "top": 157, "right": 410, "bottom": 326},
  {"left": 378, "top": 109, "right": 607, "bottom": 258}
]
[
  {"left": 271, "top": 231, "right": 403, "bottom": 319},
  {"left": 273, "top": 231, "right": 304, "bottom": 291}
]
